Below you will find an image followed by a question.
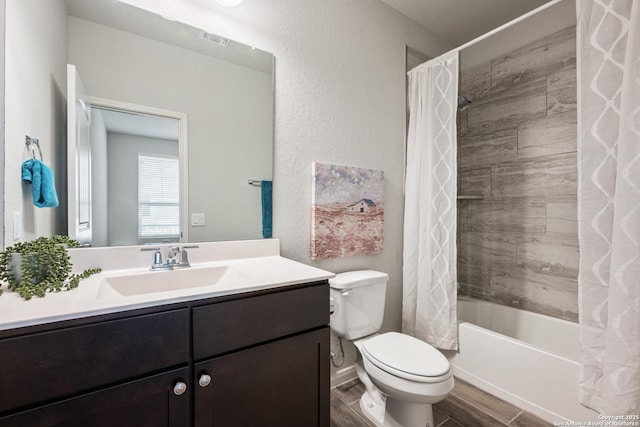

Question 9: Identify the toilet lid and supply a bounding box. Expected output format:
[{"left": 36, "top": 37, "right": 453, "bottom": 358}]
[{"left": 362, "top": 332, "right": 450, "bottom": 379}]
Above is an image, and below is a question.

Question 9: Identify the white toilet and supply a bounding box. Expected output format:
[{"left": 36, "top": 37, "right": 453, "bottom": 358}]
[{"left": 329, "top": 270, "right": 454, "bottom": 427}]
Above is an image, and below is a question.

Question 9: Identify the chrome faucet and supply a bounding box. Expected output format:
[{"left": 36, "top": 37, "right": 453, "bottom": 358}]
[
  {"left": 166, "top": 245, "right": 199, "bottom": 269},
  {"left": 142, "top": 245, "right": 199, "bottom": 270}
]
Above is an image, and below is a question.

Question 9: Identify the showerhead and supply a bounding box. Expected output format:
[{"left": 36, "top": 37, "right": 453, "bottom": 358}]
[{"left": 458, "top": 95, "right": 472, "bottom": 111}]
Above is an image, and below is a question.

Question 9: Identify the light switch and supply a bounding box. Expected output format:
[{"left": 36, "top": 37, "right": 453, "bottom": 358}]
[{"left": 191, "top": 213, "right": 206, "bottom": 227}]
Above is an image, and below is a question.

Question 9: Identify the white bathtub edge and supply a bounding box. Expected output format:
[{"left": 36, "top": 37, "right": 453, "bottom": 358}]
[
  {"left": 452, "top": 298, "right": 600, "bottom": 423},
  {"left": 450, "top": 364, "right": 569, "bottom": 423}
]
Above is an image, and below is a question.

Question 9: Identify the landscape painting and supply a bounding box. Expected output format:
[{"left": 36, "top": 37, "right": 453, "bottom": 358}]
[{"left": 311, "top": 162, "right": 384, "bottom": 259}]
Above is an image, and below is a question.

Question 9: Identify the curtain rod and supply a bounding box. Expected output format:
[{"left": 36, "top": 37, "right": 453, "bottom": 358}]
[{"left": 450, "top": 0, "right": 568, "bottom": 54}]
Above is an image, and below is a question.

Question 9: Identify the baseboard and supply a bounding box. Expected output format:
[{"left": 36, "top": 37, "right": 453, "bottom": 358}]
[{"left": 330, "top": 365, "right": 357, "bottom": 388}]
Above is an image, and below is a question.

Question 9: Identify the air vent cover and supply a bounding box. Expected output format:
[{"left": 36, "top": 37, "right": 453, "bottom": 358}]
[{"left": 202, "top": 32, "right": 230, "bottom": 47}]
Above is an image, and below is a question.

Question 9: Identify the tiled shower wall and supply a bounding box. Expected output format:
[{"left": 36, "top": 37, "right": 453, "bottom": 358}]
[{"left": 456, "top": 26, "right": 579, "bottom": 322}]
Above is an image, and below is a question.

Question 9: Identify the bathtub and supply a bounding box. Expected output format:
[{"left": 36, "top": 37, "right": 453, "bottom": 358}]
[{"left": 442, "top": 297, "right": 599, "bottom": 423}]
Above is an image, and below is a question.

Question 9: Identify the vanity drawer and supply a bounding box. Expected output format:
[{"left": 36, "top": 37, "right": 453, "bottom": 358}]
[
  {"left": 0, "top": 308, "right": 189, "bottom": 414},
  {"left": 193, "top": 282, "right": 329, "bottom": 360}
]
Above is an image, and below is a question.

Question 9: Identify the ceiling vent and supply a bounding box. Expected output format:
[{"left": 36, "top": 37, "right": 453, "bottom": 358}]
[{"left": 202, "top": 32, "right": 230, "bottom": 47}]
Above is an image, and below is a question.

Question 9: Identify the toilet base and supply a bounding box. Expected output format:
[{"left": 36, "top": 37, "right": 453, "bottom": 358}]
[
  {"left": 384, "top": 397, "right": 434, "bottom": 427},
  {"left": 360, "top": 390, "right": 385, "bottom": 426},
  {"left": 359, "top": 391, "right": 435, "bottom": 427}
]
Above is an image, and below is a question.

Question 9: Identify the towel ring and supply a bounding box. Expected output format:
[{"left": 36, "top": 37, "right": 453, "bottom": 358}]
[{"left": 25, "top": 136, "right": 43, "bottom": 161}]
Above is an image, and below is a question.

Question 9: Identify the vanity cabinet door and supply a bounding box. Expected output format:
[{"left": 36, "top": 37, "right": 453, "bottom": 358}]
[
  {"left": 0, "top": 367, "right": 190, "bottom": 427},
  {"left": 0, "top": 308, "right": 189, "bottom": 414},
  {"left": 193, "top": 327, "right": 329, "bottom": 427}
]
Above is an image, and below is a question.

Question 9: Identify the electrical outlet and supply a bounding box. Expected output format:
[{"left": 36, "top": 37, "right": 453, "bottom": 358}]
[
  {"left": 13, "top": 212, "right": 22, "bottom": 242},
  {"left": 191, "top": 213, "right": 206, "bottom": 227}
]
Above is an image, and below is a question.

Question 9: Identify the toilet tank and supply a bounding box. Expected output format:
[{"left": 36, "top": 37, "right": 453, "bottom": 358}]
[{"left": 329, "top": 270, "right": 388, "bottom": 340}]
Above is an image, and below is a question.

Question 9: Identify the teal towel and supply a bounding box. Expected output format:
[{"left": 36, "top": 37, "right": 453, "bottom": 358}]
[
  {"left": 261, "top": 180, "right": 272, "bottom": 238},
  {"left": 22, "top": 159, "right": 59, "bottom": 208}
]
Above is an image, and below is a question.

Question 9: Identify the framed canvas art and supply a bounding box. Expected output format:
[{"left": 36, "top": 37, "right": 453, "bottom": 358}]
[{"left": 311, "top": 162, "right": 384, "bottom": 259}]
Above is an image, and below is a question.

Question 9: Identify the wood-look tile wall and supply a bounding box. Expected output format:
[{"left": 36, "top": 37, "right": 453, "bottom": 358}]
[{"left": 457, "top": 26, "right": 578, "bottom": 322}]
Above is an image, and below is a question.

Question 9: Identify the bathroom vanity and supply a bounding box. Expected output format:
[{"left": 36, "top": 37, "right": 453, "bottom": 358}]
[{"left": 0, "top": 240, "right": 332, "bottom": 426}]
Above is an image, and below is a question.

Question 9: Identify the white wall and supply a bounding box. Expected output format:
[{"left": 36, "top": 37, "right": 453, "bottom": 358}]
[
  {"left": 117, "top": 0, "right": 452, "bottom": 376},
  {"left": 68, "top": 17, "right": 273, "bottom": 243},
  {"left": 4, "top": 0, "right": 451, "bottom": 377},
  {"left": 89, "top": 109, "right": 108, "bottom": 247},
  {"left": 4, "top": 0, "right": 68, "bottom": 246},
  {"left": 106, "top": 132, "right": 179, "bottom": 246},
  {"left": 0, "top": 0, "right": 5, "bottom": 249}
]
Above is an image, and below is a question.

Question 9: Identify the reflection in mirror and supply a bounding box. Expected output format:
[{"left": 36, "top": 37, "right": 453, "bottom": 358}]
[
  {"left": 4, "top": 0, "right": 274, "bottom": 248},
  {"left": 90, "top": 107, "right": 182, "bottom": 247}
]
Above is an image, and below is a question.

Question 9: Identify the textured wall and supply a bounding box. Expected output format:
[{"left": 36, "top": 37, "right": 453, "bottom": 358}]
[
  {"left": 457, "top": 26, "right": 578, "bottom": 322},
  {"left": 116, "top": 0, "right": 452, "bottom": 379},
  {"left": 4, "top": 0, "right": 68, "bottom": 246}
]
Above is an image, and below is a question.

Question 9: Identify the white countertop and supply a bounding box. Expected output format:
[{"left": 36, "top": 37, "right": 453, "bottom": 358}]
[{"left": 0, "top": 239, "right": 334, "bottom": 331}]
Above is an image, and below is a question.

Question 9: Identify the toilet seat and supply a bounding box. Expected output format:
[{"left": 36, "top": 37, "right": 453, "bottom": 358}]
[{"left": 361, "top": 332, "right": 451, "bottom": 383}]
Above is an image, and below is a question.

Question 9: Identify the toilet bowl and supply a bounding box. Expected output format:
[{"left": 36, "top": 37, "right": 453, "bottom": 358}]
[
  {"left": 355, "top": 333, "right": 454, "bottom": 426},
  {"left": 329, "top": 271, "right": 454, "bottom": 427},
  {"left": 361, "top": 332, "right": 453, "bottom": 403}
]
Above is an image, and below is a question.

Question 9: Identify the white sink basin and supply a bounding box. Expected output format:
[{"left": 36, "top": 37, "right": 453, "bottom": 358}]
[{"left": 98, "top": 265, "right": 247, "bottom": 298}]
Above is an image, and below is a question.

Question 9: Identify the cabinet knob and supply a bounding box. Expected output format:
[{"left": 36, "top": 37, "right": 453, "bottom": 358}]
[
  {"left": 173, "top": 381, "right": 187, "bottom": 396},
  {"left": 199, "top": 374, "right": 212, "bottom": 387}
]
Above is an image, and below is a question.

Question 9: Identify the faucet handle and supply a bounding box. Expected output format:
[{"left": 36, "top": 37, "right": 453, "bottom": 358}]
[
  {"left": 180, "top": 249, "right": 191, "bottom": 267},
  {"left": 141, "top": 247, "right": 163, "bottom": 266},
  {"left": 179, "top": 245, "right": 198, "bottom": 267}
]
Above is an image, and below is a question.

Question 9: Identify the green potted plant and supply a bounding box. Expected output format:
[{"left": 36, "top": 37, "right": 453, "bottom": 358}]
[{"left": 0, "top": 235, "right": 101, "bottom": 300}]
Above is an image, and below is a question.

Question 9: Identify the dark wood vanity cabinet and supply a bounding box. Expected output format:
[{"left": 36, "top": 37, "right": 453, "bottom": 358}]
[
  {"left": 194, "top": 329, "right": 328, "bottom": 427},
  {"left": 192, "top": 284, "right": 330, "bottom": 427},
  {"left": 0, "top": 280, "right": 329, "bottom": 427},
  {"left": 0, "top": 309, "right": 191, "bottom": 427}
]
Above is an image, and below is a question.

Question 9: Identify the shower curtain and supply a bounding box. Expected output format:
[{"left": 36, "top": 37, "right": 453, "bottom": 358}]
[
  {"left": 577, "top": 0, "right": 640, "bottom": 414},
  {"left": 402, "top": 51, "right": 458, "bottom": 350}
]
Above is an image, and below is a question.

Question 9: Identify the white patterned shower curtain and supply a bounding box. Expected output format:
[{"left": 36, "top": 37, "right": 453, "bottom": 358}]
[
  {"left": 402, "top": 51, "right": 458, "bottom": 350},
  {"left": 577, "top": 0, "right": 640, "bottom": 414}
]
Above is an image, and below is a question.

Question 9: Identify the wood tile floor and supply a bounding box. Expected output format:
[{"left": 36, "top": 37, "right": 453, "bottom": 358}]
[{"left": 330, "top": 377, "right": 550, "bottom": 427}]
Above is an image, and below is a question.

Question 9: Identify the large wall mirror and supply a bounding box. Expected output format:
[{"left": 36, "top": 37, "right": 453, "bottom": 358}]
[{"left": 4, "top": 0, "right": 274, "bottom": 248}]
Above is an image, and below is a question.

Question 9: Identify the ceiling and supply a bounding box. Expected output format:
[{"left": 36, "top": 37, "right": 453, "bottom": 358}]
[
  {"left": 379, "top": 0, "right": 553, "bottom": 46},
  {"left": 98, "top": 108, "right": 179, "bottom": 141},
  {"left": 65, "top": 0, "right": 273, "bottom": 74}
]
